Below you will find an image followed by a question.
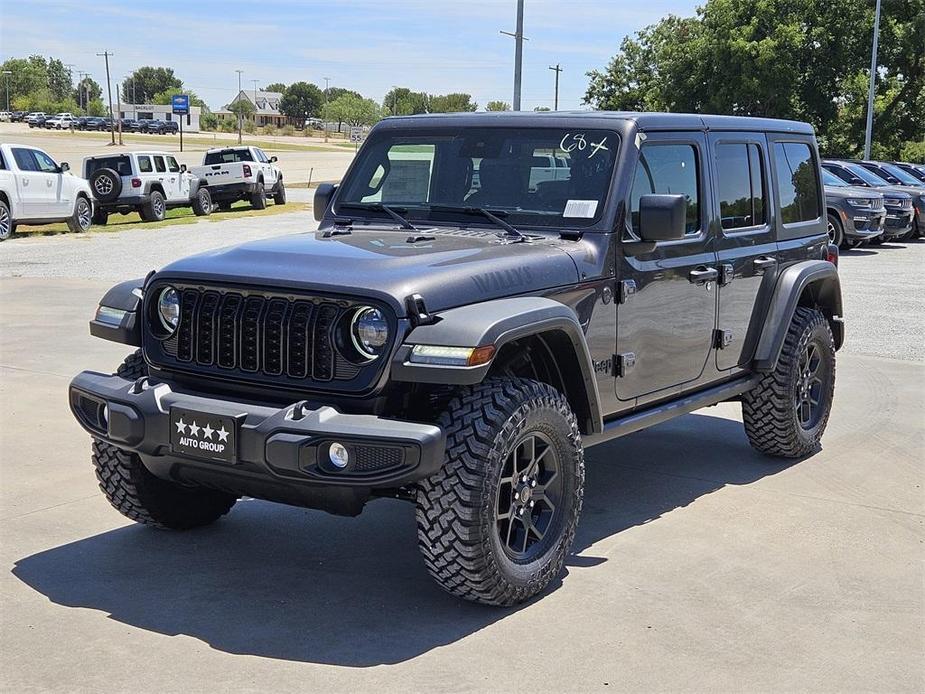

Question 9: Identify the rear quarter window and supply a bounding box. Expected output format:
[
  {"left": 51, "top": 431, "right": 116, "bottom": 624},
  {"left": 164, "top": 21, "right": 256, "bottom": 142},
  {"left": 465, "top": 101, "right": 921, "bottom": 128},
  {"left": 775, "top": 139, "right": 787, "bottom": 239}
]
[{"left": 774, "top": 142, "right": 821, "bottom": 224}]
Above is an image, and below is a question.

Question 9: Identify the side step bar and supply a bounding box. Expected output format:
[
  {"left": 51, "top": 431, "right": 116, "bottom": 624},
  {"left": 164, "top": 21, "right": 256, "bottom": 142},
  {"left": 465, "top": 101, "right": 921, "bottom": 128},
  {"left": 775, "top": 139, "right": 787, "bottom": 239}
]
[{"left": 584, "top": 376, "right": 759, "bottom": 448}]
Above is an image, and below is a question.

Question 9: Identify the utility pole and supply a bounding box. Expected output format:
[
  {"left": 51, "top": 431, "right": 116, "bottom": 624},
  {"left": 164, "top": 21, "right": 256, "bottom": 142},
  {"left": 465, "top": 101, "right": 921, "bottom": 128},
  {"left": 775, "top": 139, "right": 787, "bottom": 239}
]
[
  {"left": 548, "top": 63, "right": 562, "bottom": 111},
  {"left": 500, "top": 0, "right": 526, "bottom": 110},
  {"left": 235, "top": 69, "right": 244, "bottom": 144},
  {"left": 323, "top": 76, "right": 331, "bottom": 142},
  {"left": 97, "top": 51, "right": 116, "bottom": 145},
  {"left": 76, "top": 71, "right": 86, "bottom": 112},
  {"left": 863, "top": 0, "right": 882, "bottom": 159},
  {"left": 116, "top": 80, "right": 123, "bottom": 145},
  {"left": 2, "top": 71, "right": 11, "bottom": 112}
]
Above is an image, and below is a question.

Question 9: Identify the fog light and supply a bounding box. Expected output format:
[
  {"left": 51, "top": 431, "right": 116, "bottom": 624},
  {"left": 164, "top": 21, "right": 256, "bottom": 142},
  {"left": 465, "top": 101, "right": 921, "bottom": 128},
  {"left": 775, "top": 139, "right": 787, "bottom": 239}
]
[{"left": 329, "top": 442, "right": 349, "bottom": 469}]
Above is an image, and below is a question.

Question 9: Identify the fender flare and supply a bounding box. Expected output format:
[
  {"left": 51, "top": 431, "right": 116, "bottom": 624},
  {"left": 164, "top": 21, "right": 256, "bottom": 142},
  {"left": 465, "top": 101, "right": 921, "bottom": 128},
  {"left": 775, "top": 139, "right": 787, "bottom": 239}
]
[
  {"left": 753, "top": 260, "right": 843, "bottom": 372},
  {"left": 143, "top": 180, "right": 166, "bottom": 199},
  {"left": 391, "top": 296, "right": 603, "bottom": 434},
  {"left": 89, "top": 278, "right": 145, "bottom": 346}
]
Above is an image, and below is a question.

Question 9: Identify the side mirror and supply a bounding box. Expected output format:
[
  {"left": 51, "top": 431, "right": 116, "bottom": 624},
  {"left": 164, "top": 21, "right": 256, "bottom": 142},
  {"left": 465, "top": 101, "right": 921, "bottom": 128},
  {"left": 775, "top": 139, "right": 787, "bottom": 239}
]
[
  {"left": 180, "top": 164, "right": 187, "bottom": 173},
  {"left": 314, "top": 183, "right": 338, "bottom": 222},
  {"left": 59, "top": 162, "right": 70, "bottom": 173},
  {"left": 269, "top": 156, "right": 278, "bottom": 163},
  {"left": 637, "top": 194, "right": 688, "bottom": 242}
]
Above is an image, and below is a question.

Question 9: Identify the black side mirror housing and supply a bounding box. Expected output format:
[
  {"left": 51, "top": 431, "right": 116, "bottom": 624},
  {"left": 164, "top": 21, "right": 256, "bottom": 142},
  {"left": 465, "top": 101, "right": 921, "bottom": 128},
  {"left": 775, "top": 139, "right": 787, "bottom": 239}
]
[
  {"left": 269, "top": 155, "right": 278, "bottom": 163},
  {"left": 314, "top": 183, "right": 339, "bottom": 222},
  {"left": 180, "top": 164, "right": 187, "bottom": 173},
  {"left": 637, "top": 194, "right": 688, "bottom": 242},
  {"left": 59, "top": 162, "right": 70, "bottom": 172}
]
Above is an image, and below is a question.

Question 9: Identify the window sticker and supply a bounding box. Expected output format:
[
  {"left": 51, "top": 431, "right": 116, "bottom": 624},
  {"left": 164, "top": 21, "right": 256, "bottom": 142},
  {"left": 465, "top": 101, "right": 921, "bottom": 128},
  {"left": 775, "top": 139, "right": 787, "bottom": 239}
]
[{"left": 563, "top": 199, "right": 599, "bottom": 218}]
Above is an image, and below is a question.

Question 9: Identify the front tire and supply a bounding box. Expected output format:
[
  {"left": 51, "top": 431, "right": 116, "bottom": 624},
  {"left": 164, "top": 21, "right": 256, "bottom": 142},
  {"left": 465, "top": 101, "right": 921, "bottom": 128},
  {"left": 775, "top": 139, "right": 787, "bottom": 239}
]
[
  {"left": 273, "top": 180, "right": 286, "bottom": 205},
  {"left": 66, "top": 197, "right": 93, "bottom": 233},
  {"left": 0, "top": 199, "right": 13, "bottom": 241},
  {"left": 416, "top": 378, "right": 584, "bottom": 606},
  {"left": 92, "top": 351, "right": 238, "bottom": 529},
  {"left": 742, "top": 307, "right": 836, "bottom": 458}
]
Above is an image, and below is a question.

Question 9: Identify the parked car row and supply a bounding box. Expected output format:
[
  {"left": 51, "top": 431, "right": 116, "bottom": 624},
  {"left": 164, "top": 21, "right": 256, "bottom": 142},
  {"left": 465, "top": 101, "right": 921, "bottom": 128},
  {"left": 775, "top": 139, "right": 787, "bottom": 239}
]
[
  {"left": 0, "top": 143, "right": 286, "bottom": 240},
  {"left": 21, "top": 112, "right": 180, "bottom": 134},
  {"left": 822, "top": 158, "right": 925, "bottom": 248}
]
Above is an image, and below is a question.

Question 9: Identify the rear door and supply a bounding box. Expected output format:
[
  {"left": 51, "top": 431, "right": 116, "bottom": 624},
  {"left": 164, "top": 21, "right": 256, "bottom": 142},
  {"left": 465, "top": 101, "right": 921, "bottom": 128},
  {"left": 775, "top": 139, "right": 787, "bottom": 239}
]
[
  {"left": 615, "top": 131, "right": 718, "bottom": 403},
  {"left": 152, "top": 154, "right": 178, "bottom": 201},
  {"left": 708, "top": 133, "right": 778, "bottom": 370}
]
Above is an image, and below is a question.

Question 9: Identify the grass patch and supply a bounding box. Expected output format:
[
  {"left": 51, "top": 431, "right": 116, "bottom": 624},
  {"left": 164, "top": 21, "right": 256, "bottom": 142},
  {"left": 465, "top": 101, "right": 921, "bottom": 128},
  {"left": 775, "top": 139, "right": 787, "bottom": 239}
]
[
  {"left": 15, "top": 201, "right": 304, "bottom": 237},
  {"left": 34, "top": 129, "right": 348, "bottom": 153},
  {"left": 286, "top": 180, "right": 339, "bottom": 189}
]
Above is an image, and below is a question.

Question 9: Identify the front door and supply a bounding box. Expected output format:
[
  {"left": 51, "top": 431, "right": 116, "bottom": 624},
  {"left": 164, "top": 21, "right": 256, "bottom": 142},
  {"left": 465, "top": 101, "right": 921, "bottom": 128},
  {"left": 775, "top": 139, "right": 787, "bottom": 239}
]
[
  {"left": 708, "top": 133, "right": 778, "bottom": 370},
  {"left": 615, "top": 133, "right": 718, "bottom": 403}
]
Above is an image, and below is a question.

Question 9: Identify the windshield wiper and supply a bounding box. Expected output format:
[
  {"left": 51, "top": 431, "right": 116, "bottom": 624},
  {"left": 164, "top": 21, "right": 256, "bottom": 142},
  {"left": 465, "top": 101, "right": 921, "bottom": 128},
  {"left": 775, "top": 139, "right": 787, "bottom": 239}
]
[
  {"left": 338, "top": 202, "right": 418, "bottom": 230},
  {"left": 427, "top": 205, "right": 526, "bottom": 242}
]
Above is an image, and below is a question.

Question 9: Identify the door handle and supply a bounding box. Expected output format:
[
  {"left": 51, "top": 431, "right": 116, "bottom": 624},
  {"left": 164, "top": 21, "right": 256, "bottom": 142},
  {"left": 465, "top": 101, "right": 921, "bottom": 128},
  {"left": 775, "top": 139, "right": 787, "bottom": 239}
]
[
  {"left": 753, "top": 256, "right": 777, "bottom": 272},
  {"left": 689, "top": 266, "right": 718, "bottom": 284}
]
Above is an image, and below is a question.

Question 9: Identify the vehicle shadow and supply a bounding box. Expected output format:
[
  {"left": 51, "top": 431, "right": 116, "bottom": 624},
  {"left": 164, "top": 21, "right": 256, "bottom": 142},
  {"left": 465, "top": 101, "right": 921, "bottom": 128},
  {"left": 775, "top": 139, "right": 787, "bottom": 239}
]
[{"left": 12, "top": 412, "right": 795, "bottom": 666}]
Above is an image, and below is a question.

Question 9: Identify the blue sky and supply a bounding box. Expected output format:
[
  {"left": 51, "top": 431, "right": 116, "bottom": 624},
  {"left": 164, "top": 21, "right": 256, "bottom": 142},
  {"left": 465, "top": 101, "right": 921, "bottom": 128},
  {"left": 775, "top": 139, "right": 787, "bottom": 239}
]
[{"left": 0, "top": 0, "right": 698, "bottom": 111}]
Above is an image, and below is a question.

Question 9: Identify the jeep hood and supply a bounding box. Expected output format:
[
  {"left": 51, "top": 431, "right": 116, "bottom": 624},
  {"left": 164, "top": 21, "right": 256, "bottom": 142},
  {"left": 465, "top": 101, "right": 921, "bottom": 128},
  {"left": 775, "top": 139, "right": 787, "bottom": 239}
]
[{"left": 155, "top": 228, "right": 581, "bottom": 316}]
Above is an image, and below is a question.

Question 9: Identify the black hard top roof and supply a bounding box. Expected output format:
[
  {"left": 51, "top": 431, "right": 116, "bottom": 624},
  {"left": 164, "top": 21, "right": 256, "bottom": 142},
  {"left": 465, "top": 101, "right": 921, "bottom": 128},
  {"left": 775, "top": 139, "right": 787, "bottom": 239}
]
[{"left": 379, "top": 110, "right": 814, "bottom": 135}]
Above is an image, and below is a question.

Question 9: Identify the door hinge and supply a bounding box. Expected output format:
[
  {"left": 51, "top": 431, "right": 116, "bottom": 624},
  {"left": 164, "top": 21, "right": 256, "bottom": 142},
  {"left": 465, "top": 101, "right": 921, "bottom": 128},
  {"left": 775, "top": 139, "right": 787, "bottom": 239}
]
[
  {"left": 719, "top": 263, "right": 734, "bottom": 286},
  {"left": 714, "top": 329, "right": 733, "bottom": 349},
  {"left": 614, "top": 352, "right": 636, "bottom": 376},
  {"left": 618, "top": 279, "right": 637, "bottom": 304}
]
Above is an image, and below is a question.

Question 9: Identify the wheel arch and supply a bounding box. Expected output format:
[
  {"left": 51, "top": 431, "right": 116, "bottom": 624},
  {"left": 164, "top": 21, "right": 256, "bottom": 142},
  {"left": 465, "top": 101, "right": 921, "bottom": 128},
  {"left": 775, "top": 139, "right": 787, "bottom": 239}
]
[
  {"left": 753, "top": 260, "right": 843, "bottom": 372},
  {"left": 391, "top": 297, "right": 603, "bottom": 435}
]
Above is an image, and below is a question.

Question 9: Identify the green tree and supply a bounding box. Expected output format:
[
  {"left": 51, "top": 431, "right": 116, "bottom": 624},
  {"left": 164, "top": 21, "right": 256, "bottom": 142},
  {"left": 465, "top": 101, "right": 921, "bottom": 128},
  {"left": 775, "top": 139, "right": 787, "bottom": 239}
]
[
  {"left": 74, "top": 76, "right": 101, "bottom": 110},
  {"left": 280, "top": 81, "right": 324, "bottom": 121},
  {"left": 46, "top": 58, "right": 73, "bottom": 101},
  {"left": 227, "top": 98, "right": 255, "bottom": 120},
  {"left": 427, "top": 92, "right": 477, "bottom": 113},
  {"left": 1, "top": 56, "right": 57, "bottom": 104},
  {"left": 122, "top": 66, "right": 182, "bottom": 104},
  {"left": 264, "top": 82, "right": 287, "bottom": 93},
  {"left": 322, "top": 93, "right": 381, "bottom": 126},
  {"left": 325, "top": 86, "right": 362, "bottom": 102},
  {"left": 584, "top": 0, "right": 925, "bottom": 158},
  {"left": 486, "top": 100, "right": 511, "bottom": 111},
  {"left": 85, "top": 98, "right": 106, "bottom": 117},
  {"left": 383, "top": 86, "right": 428, "bottom": 116}
]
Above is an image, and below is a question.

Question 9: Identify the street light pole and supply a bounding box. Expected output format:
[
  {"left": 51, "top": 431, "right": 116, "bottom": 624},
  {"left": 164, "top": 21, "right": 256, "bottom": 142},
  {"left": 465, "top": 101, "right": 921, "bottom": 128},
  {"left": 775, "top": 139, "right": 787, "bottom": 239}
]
[
  {"left": 500, "top": 0, "right": 527, "bottom": 111},
  {"left": 863, "top": 0, "right": 882, "bottom": 159},
  {"left": 235, "top": 69, "right": 244, "bottom": 144}
]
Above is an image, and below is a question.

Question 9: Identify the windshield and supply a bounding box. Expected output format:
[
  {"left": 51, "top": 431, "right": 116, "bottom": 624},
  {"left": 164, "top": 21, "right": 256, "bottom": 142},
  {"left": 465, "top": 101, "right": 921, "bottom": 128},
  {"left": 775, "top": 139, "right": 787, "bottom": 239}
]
[
  {"left": 336, "top": 127, "right": 620, "bottom": 228},
  {"left": 879, "top": 163, "right": 923, "bottom": 186},
  {"left": 844, "top": 162, "right": 890, "bottom": 186},
  {"left": 822, "top": 169, "right": 848, "bottom": 187},
  {"left": 204, "top": 149, "right": 254, "bottom": 165}
]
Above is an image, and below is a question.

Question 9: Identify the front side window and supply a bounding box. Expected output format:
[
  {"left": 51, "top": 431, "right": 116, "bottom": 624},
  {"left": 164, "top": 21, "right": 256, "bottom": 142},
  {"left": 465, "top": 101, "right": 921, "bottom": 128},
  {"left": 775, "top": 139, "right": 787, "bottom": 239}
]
[
  {"left": 166, "top": 156, "right": 181, "bottom": 173},
  {"left": 629, "top": 143, "right": 700, "bottom": 235},
  {"left": 153, "top": 156, "right": 166, "bottom": 173},
  {"left": 337, "top": 127, "right": 620, "bottom": 229},
  {"left": 32, "top": 150, "right": 59, "bottom": 173},
  {"left": 715, "top": 143, "right": 767, "bottom": 230},
  {"left": 137, "top": 156, "right": 153, "bottom": 173},
  {"left": 774, "top": 142, "right": 820, "bottom": 224}
]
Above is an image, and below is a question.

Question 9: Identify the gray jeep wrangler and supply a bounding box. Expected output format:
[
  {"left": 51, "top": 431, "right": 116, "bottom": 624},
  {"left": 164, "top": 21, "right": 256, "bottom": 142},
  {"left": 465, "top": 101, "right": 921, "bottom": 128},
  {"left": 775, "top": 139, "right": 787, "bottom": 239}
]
[{"left": 69, "top": 112, "right": 842, "bottom": 606}]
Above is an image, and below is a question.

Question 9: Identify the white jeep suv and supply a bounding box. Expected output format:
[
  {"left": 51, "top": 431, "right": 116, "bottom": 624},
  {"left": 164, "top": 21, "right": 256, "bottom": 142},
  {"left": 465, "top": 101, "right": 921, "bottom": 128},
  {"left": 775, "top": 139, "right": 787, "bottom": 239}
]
[{"left": 82, "top": 151, "right": 213, "bottom": 224}]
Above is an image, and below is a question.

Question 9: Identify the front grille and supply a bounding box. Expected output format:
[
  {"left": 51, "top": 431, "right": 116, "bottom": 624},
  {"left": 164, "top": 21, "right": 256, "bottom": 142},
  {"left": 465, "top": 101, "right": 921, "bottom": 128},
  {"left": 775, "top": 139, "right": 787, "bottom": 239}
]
[
  {"left": 147, "top": 284, "right": 384, "bottom": 391},
  {"left": 884, "top": 197, "right": 912, "bottom": 209}
]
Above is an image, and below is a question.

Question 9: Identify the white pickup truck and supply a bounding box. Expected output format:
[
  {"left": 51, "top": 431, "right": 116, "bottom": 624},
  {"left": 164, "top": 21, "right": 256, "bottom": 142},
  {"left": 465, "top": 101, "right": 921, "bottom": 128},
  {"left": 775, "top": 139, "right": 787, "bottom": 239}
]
[
  {"left": 190, "top": 146, "right": 285, "bottom": 210},
  {"left": 0, "top": 143, "right": 93, "bottom": 240}
]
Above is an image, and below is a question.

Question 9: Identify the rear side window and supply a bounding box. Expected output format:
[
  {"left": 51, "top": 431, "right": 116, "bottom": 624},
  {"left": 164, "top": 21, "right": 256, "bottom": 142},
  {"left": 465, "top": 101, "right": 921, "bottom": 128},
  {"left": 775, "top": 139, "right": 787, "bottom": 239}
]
[
  {"left": 12, "top": 148, "right": 38, "bottom": 171},
  {"left": 630, "top": 143, "right": 700, "bottom": 235},
  {"left": 774, "top": 142, "right": 820, "bottom": 224},
  {"left": 715, "top": 143, "right": 767, "bottom": 230},
  {"left": 153, "top": 156, "right": 166, "bottom": 173},
  {"left": 137, "top": 156, "right": 153, "bottom": 173}
]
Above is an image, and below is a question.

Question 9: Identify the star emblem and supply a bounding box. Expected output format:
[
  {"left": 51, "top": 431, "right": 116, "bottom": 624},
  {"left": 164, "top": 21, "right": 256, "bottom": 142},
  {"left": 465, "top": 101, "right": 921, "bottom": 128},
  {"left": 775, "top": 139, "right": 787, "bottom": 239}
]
[
  {"left": 217, "top": 426, "right": 229, "bottom": 442},
  {"left": 189, "top": 420, "right": 201, "bottom": 437},
  {"left": 202, "top": 423, "right": 214, "bottom": 440},
  {"left": 175, "top": 417, "right": 188, "bottom": 434}
]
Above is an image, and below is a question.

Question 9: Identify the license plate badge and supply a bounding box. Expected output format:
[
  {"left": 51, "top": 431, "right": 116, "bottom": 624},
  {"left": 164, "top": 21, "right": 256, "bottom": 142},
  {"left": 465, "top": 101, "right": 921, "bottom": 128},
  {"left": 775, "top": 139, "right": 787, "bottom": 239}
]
[{"left": 169, "top": 408, "right": 236, "bottom": 463}]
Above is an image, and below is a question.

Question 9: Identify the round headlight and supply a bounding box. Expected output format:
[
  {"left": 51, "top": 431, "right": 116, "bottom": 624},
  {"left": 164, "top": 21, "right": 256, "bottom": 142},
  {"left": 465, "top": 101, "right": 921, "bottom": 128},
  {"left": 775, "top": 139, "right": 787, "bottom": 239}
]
[
  {"left": 350, "top": 306, "right": 388, "bottom": 359},
  {"left": 157, "top": 287, "right": 180, "bottom": 333}
]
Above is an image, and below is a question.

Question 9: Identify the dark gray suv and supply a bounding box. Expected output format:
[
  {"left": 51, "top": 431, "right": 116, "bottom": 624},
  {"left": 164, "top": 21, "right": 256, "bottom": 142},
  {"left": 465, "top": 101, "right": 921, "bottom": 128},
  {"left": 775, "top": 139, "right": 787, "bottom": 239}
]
[
  {"left": 822, "top": 160, "right": 915, "bottom": 242},
  {"left": 822, "top": 168, "right": 884, "bottom": 247}
]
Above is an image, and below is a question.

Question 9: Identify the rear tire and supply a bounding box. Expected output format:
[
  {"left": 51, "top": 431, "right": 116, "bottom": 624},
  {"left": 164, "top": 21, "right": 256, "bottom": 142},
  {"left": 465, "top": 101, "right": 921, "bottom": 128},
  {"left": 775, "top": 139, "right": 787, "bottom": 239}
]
[
  {"left": 140, "top": 190, "right": 166, "bottom": 222},
  {"left": 273, "top": 180, "right": 287, "bottom": 205},
  {"left": 250, "top": 181, "right": 267, "bottom": 210},
  {"left": 416, "top": 378, "right": 584, "bottom": 606},
  {"left": 66, "top": 197, "right": 93, "bottom": 233},
  {"left": 92, "top": 350, "right": 238, "bottom": 530},
  {"left": 191, "top": 186, "right": 212, "bottom": 216},
  {"left": 742, "top": 307, "right": 835, "bottom": 458}
]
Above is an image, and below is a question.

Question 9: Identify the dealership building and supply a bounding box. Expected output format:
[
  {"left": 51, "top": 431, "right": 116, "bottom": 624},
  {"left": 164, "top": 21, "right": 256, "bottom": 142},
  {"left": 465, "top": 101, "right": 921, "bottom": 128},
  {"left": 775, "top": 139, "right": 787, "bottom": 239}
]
[{"left": 116, "top": 103, "right": 203, "bottom": 131}]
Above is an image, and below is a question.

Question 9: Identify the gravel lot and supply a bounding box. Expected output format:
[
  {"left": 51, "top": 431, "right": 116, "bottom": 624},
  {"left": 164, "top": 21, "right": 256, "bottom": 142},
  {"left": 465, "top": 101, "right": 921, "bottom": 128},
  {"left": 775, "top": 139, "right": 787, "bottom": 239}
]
[{"left": 1, "top": 221, "right": 922, "bottom": 692}]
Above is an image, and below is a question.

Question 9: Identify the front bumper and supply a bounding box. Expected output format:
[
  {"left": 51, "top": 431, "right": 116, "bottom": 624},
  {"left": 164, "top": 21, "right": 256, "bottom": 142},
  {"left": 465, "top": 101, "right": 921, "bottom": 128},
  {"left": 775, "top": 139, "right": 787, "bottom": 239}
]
[
  {"left": 883, "top": 209, "right": 914, "bottom": 237},
  {"left": 69, "top": 371, "right": 445, "bottom": 492},
  {"left": 842, "top": 206, "right": 885, "bottom": 240}
]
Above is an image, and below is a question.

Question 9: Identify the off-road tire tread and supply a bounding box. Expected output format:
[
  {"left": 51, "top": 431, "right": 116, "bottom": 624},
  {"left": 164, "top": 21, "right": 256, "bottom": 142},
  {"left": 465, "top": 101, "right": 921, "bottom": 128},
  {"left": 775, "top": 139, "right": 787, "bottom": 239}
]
[
  {"left": 742, "top": 307, "right": 835, "bottom": 458},
  {"left": 273, "top": 180, "right": 286, "bottom": 205},
  {"left": 416, "top": 378, "right": 584, "bottom": 606},
  {"left": 250, "top": 181, "right": 267, "bottom": 210},
  {"left": 191, "top": 187, "right": 212, "bottom": 216},
  {"left": 92, "top": 350, "right": 237, "bottom": 529}
]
